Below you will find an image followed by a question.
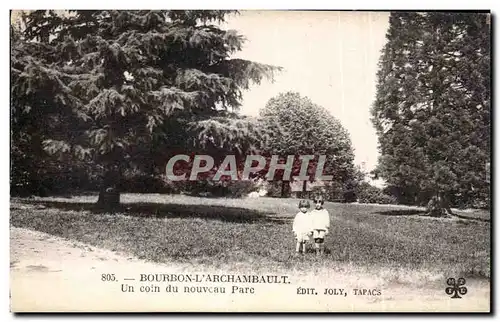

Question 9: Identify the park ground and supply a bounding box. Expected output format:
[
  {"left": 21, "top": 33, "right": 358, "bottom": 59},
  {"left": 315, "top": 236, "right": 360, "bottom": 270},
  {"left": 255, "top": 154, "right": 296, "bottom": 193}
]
[{"left": 10, "top": 194, "right": 491, "bottom": 312}]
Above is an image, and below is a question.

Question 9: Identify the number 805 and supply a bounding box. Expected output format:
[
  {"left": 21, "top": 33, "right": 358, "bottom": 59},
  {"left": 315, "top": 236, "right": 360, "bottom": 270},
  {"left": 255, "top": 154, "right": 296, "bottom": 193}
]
[{"left": 101, "top": 273, "right": 116, "bottom": 281}]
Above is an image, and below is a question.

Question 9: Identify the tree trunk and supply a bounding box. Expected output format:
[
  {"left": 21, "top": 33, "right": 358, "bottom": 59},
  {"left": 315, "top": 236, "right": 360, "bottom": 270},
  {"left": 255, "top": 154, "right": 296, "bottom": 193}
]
[
  {"left": 280, "top": 181, "right": 291, "bottom": 198},
  {"left": 299, "top": 180, "right": 308, "bottom": 200},
  {"left": 426, "top": 191, "right": 453, "bottom": 217},
  {"left": 96, "top": 165, "right": 121, "bottom": 211},
  {"left": 97, "top": 187, "right": 120, "bottom": 211}
]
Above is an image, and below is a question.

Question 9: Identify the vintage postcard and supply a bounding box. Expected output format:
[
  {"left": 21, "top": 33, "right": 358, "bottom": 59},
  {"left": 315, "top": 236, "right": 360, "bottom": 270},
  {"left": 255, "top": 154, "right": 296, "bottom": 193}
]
[{"left": 10, "top": 9, "right": 491, "bottom": 312}]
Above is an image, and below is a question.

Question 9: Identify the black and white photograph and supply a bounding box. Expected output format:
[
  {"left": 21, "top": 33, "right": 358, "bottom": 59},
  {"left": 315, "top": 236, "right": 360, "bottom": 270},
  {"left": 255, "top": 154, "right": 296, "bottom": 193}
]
[{"left": 9, "top": 8, "right": 491, "bottom": 312}]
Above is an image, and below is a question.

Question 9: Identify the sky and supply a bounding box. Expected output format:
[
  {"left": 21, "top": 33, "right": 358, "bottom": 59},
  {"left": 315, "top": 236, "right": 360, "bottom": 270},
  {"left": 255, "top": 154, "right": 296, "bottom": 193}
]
[{"left": 222, "top": 10, "right": 390, "bottom": 172}]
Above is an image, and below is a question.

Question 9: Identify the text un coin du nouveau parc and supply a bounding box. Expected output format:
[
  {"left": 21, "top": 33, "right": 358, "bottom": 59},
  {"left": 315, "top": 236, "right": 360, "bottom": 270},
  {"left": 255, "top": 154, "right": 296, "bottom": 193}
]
[{"left": 101, "top": 272, "right": 382, "bottom": 297}]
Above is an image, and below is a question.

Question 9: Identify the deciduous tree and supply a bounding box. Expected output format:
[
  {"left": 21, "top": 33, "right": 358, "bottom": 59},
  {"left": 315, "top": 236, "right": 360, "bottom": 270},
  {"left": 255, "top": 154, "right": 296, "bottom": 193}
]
[{"left": 259, "top": 92, "right": 356, "bottom": 197}]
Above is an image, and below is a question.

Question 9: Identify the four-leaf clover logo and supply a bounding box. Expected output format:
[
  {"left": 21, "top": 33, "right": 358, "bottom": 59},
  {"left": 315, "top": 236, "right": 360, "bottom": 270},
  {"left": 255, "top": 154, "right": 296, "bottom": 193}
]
[{"left": 445, "top": 277, "right": 467, "bottom": 299}]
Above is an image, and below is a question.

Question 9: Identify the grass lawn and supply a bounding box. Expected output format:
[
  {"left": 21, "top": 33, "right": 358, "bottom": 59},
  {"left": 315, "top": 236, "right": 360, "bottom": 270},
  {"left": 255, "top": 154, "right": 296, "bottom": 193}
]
[{"left": 10, "top": 193, "right": 490, "bottom": 288}]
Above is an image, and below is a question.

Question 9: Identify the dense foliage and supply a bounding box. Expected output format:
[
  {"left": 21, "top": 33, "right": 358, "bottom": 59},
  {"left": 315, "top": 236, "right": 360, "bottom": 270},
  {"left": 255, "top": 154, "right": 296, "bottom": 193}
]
[
  {"left": 11, "top": 10, "right": 280, "bottom": 204},
  {"left": 258, "top": 92, "right": 356, "bottom": 197},
  {"left": 371, "top": 12, "right": 490, "bottom": 213}
]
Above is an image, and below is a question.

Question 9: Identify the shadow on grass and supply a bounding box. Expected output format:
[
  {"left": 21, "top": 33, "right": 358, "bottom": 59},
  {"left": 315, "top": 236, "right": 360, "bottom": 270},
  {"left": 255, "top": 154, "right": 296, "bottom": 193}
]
[
  {"left": 375, "top": 209, "right": 426, "bottom": 216},
  {"left": 376, "top": 209, "right": 490, "bottom": 223},
  {"left": 451, "top": 213, "right": 491, "bottom": 223},
  {"left": 20, "top": 200, "right": 291, "bottom": 224}
]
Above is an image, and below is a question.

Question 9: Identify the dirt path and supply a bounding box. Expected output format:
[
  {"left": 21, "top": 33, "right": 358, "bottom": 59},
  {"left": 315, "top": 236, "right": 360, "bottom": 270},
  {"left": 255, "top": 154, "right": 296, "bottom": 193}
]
[{"left": 10, "top": 227, "right": 490, "bottom": 312}]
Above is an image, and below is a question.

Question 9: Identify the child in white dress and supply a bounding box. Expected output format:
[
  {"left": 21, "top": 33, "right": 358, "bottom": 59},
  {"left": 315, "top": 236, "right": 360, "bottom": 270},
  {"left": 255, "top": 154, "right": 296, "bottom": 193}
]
[
  {"left": 310, "top": 195, "right": 330, "bottom": 255},
  {"left": 292, "top": 199, "right": 312, "bottom": 254}
]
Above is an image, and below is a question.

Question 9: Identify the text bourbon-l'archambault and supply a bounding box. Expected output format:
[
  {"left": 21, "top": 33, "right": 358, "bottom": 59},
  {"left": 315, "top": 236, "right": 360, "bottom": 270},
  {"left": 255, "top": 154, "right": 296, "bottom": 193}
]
[{"left": 139, "top": 273, "right": 291, "bottom": 284}]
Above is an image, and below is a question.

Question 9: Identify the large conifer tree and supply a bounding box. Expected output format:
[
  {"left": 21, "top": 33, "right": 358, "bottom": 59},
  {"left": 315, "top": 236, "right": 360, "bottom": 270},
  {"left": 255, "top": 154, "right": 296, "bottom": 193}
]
[
  {"left": 11, "top": 10, "right": 280, "bottom": 207},
  {"left": 371, "top": 12, "right": 490, "bottom": 215}
]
